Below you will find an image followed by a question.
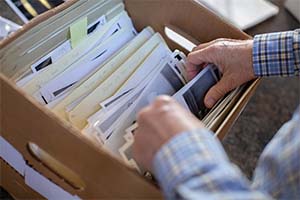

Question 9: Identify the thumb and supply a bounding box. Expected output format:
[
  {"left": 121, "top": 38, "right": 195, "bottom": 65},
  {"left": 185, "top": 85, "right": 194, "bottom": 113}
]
[{"left": 204, "top": 77, "right": 233, "bottom": 108}]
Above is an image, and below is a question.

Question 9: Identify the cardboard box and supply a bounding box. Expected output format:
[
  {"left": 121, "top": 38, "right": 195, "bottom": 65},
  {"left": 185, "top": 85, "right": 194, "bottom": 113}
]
[
  {"left": 0, "top": 0, "right": 260, "bottom": 198},
  {"left": 0, "top": 159, "right": 43, "bottom": 199}
]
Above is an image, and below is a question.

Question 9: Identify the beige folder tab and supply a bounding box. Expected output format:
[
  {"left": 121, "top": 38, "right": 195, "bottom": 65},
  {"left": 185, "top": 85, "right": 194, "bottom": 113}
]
[{"left": 68, "top": 33, "right": 164, "bottom": 129}]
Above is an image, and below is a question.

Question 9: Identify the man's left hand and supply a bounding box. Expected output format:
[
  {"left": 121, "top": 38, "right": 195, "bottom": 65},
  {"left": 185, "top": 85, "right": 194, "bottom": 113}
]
[{"left": 133, "top": 95, "right": 205, "bottom": 172}]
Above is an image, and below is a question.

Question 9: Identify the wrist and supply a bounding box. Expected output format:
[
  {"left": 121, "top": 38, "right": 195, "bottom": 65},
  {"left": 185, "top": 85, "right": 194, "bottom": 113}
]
[
  {"left": 247, "top": 40, "right": 256, "bottom": 79},
  {"left": 152, "top": 126, "right": 208, "bottom": 169},
  {"left": 153, "top": 128, "right": 228, "bottom": 198}
]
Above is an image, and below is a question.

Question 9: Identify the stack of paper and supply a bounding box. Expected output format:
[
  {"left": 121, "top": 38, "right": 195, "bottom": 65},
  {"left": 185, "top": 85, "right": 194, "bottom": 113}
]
[{"left": 7, "top": 0, "right": 240, "bottom": 174}]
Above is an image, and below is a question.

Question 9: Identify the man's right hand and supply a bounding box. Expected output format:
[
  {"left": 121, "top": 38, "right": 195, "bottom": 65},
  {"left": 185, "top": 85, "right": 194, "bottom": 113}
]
[{"left": 187, "top": 38, "right": 257, "bottom": 108}]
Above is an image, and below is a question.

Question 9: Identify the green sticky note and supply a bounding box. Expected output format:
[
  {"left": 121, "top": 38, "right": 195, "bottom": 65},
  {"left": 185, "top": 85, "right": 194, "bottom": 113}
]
[{"left": 70, "top": 17, "right": 88, "bottom": 48}]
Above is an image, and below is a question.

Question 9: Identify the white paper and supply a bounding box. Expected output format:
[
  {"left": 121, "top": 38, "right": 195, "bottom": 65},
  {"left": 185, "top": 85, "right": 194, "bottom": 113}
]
[
  {"left": 0, "top": 136, "right": 26, "bottom": 176},
  {"left": 117, "top": 43, "right": 171, "bottom": 95},
  {"left": 97, "top": 51, "right": 187, "bottom": 143},
  {"left": 39, "top": 27, "right": 135, "bottom": 103},
  {"left": 118, "top": 124, "right": 142, "bottom": 173},
  {"left": 38, "top": 16, "right": 136, "bottom": 103},
  {"left": 93, "top": 45, "right": 174, "bottom": 140},
  {"left": 172, "top": 50, "right": 188, "bottom": 82},
  {"left": 25, "top": 165, "right": 80, "bottom": 200},
  {"left": 16, "top": 72, "right": 36, "bottom": 87},
  {"left": 46, "top": 92, "right": 71, "bottom": 109},
  {"left": 30, "top": 14, "right": 108, "bottom": 74},
  {"left": 31, "top": 41, "right": 72, "bottom": 73},
  {"left": 52, "top": 27, "right": 154, "bottom": 120},
  {"left": 99, "top": 88, "right": 135, "bottom": 112},
  {"left": 87, "top": 15, "right": 107, "bottom": 34},
  {"left": 104, "top": 59, "right": 185, "bottom": 155},
  {"left": 100, "top": 50, "right": 186, "bottom": 109},
  {"left": 95, "top": 83, "right": 146, "bottom": 141},
  {"left": 0, "top": 16, "right": 21, "bottom": 40},
  {"left": 65, "top": 93, "right": 90, "bottom": 113},
  {"left": 100, "top": 43, "right": 171, "bottom": 109},
  {"left": 22, "top": 11, "right": 132, "bottom": 96},
  {"left": 164, "top": 27, "right": 196, "bottom": 52}
]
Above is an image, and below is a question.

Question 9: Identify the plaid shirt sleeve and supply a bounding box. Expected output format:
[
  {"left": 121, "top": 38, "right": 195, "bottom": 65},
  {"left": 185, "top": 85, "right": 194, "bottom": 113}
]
[
  {"left": 253, "top": 29, "right": 300, "bottom": 76},
  {"left": 153, "top": 30, "right": 300, "bottom": 199},
  {"left": 153, "top": 107, "right": 300, "bottom": 200}
]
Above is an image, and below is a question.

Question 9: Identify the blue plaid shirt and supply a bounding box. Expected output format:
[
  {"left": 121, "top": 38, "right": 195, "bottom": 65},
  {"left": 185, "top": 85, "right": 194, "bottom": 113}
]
[{"left": 154, "top": 30, "right": 300, "bottom": 200}]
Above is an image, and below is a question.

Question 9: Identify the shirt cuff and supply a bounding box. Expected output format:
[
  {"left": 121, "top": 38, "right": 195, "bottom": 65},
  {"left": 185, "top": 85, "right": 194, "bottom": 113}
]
[
  {"left": 153, "top": 128, "right": 229, "bottom": 199},
  {"left": 253, "top": 31, "right": 298, "bottom": 77}
]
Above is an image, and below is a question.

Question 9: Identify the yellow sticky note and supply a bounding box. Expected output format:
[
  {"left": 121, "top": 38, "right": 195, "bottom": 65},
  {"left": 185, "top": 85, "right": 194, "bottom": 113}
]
[{"left": 70, "top": 17, "right": 88, "bottom": 48}]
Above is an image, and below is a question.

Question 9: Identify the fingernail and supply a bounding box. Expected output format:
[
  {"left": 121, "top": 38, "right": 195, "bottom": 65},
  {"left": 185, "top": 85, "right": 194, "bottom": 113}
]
[{"left": 206, "top": 97, "right": 215, "bottom": 108}]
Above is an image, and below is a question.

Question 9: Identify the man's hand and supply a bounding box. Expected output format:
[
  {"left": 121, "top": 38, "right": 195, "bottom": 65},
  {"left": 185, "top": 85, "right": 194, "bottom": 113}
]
[
  {"left": 133, "top": 95, "right": 205, "bottom": 171},
  {"left": 187, "top": 39, "right": 256, "bottom": 108}
]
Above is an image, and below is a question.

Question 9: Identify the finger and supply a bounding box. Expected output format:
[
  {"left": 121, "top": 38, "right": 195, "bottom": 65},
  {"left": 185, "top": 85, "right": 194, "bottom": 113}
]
[
  {"left": 186, "top": 62, "right": 205, "bottom": 80},
  {"left": 185, "top": 60, "right": 199, "bottom": 71},
  {"left": 193, "top": 40, "right": 217, "bottom": 52},
  {"left": 154, "top": 95, "right": 173, "bottom": 104},
  {"left": 137, "top": 105, "right": 152, "bottom": 123},
  {"left": 192, "top": 38, "right": 236, "bottom": 52},
  {"left": 187, "top": 69, "right": 200, "bottom": 80},
  {"left": 187, "top": 46, "right": 215, "bottom": 66},
  {"left": 204, "top": 77, "right": 234, "bottom": 108}
]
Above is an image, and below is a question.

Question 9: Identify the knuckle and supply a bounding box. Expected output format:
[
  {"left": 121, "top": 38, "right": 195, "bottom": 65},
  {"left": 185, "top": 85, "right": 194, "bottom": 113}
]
[
  {"left": 187, "top": 51, "right": 198, "bottom": 62},
  {"left": 213, "top": 43, "right": 223, "bottom": 51},
  {"left": 206, "top": 45, "right": 217, "bottom": 54},
  {"left": 158, "top": 104, "right": 172, "bottom": 116},
  {"left": 137, "top": 107, "right": 151, "bottom": 122},
  {"left": 154, "top": 95, "right": 173, "bottom": 107}
]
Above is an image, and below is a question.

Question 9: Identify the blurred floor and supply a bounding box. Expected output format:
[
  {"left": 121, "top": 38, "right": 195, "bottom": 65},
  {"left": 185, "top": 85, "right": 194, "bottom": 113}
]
[{"left": 0, "top": 0, "right": 299, "bottom": 198}]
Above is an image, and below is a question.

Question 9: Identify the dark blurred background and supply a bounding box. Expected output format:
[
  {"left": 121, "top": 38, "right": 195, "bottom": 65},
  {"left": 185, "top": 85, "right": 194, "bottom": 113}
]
[{"left": 1, "top": 0, "right": 299, "bottom": 199}]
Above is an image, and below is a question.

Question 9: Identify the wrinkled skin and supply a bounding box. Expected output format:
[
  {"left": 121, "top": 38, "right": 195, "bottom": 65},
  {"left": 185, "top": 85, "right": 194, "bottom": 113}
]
[{"left": 187, "top": 38, "right": 256, "bottom": 108}]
